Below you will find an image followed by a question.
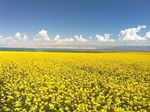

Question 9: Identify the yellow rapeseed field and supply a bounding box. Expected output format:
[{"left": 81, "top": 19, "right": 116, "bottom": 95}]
[{"left": 0, "top": 52, "right": 150, "bottom": 112}]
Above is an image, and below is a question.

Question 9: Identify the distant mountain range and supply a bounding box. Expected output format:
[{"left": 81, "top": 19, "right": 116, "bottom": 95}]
[
  {"left": 102, "top": 46, "right": 150, "bottom": 52},
  {"left": 0, "top": 46, "right": 150, "bottom": 52}
]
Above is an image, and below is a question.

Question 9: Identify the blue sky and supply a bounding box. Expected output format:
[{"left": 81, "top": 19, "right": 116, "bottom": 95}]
[{"left": 0, "top": 0, "right": 150, "bottom": 48}]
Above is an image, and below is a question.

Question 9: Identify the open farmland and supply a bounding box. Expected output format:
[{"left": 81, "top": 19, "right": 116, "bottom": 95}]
[{"left": 0, "top": 52, "right": 150, "bottom": 112}]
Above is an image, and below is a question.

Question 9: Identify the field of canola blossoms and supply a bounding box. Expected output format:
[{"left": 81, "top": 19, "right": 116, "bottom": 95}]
[{"left": 0, "top": 52, "right": 150, "bottom": 112}]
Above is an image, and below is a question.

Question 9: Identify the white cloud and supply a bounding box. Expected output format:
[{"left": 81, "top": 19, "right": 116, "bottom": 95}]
[
  {"left": 15, "top": 32, "right": 22, "bottom": 40},
  {"left": 119, "top": 25, "right": 146, "bottom": 41},
  {"left": 0, "top": 36, "right": 17, "bottom": 47},
  {"left": 0, "top": 36, "right": 14, "bottom": 43},
  {"left": 54, "top": 34, "right": 88, "bottom": 43},
  {"left": 15, "top": 32, "right": 28, "bottom": 41},
  {"left": 74, "top": 35, "right": 88, "bottom": 42},
  {"left": 23, "top": 35, "right": 28, "bottom": 41},
  {"left": 1, "top": 26, "right": 150, "bottom": 48},
  {"left": 145, "top": 32, "right": 150, "bottom": 39},
  {"left": 54, "top": 34, "right": 60, "bottom": 41},
  {"left": 35, "top": 30, "right": 50, "bottom": 41},
  {"left": 0, "top": 36, "right": 4, "bottom": 43},
  {"left": 96, "top": 34, "right": 114, "bottom": 42},
  {"left": 0, "top": 36, "right": 3, "bottom": 39},
  {"left": 54, "top": 34, "right": 74, "bottom": 43}
]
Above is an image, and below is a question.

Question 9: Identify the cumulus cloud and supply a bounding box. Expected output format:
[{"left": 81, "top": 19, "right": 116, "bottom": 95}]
[
  {"left": 1, "top": 26, "right": 150, "bottom": 48},
  {"left": 54, "top": 34, "right": 88, "bottom": 43},
  {"left": 15, "top": 32, "right": 22, "bottom": 40},
  {"left": 0, "top": 32, "right": 29, "bottom": 47},
  {"left": 96, "top": 34, "right": 114, "bottom": 42},
  {"left": 35, "top": 30, "right": 50, "bottom": 41},
  {"left": 23, "top": 35, "right": 28, "bottom": 41},
  {"left": 15, "top": 32, "right": 28, "bottom": 41},
  {"left": 54, "top": 34, "right": 74, "bottom": 43},
  {"left": 119, "top": 25, "right": 146, "bottom": 41},
  {"left": 145, "top": 32, "right": 150, "bottom": 39},
  {"left": 74, "top": 35, "right": 88, "bottom": 42},
  {"left": 54, "top": 34, "right": 60, "bottom": 41}
]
